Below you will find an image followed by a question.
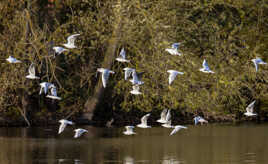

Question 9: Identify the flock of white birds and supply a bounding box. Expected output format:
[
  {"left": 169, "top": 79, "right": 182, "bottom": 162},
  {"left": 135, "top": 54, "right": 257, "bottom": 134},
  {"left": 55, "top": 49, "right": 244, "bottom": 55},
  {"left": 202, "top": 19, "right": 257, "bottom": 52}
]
[
  {"left": 5, "top": 34, "right": 264, "bottom": 138},
  {"left": 6, "top": 34, "right": 88, "bottom": 138},
  {"left": 123, "top": 98, "right": 256, "bottom": 136}
]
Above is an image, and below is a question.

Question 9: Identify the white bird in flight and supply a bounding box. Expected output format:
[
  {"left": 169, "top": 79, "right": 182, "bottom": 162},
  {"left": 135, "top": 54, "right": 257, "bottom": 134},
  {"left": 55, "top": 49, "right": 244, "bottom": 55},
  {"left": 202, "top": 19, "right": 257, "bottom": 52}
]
[
  {"left": 74, "top": 128, "right": 88, "bottom": 138},
  {"left": 170, "top": 125, "right": 187, "bottom": 136},
  {"left": 116, "top": 48, "right": 130, "bottom": 63},
  {"left": 162, "top": 109, "right": 173, "bottom": 127},
  {"left": 46, "top": 85, "right": 62, "bottom": 100},
  {"left": 130, "top": 70, "right": 144, "bottom": 85},
  {"left": 252, "top": 57, "right": 267, "bottom": 72},
  {"left": 244, "top": 100, "right": 257, "bottom": 116},
  {"left": 123, "top": 126, "right": 136, "bottom": 135},
  {"left": 53, "top": 46, "right": 69, "bottom": 56},
  {"left": 162, "top": 120, "right": 174, "bottom": 128},
  {"left": 6, "top": 56, "right": 21, "bottom": 63},
  {"left": 39, "top": 82, "right": 53, "bottom": 95},
  {"left": 130, "top": 85, "right": 142, "bottom": 95},
  {"left": 167, "top": 70, "right": 184, "bottom": 85},
  {"left": 97, "top": 68, "right": 115, "bottom": 88},
  {"left": 165, "top": 43, "right": 182, "bottom": 56},
  {"left": 26, "top": 63, "right": 40, "bottom": 79},
  {"left": 199, "top": 59, "right": 214, "bottom": 73},
  {"left": 157, "top": 109, "right": 168, "bottom": 123},
  {"left": 137, "top": 113, "right": 151, "bottom": 128},
  {"left": 63, "top": 34, "right": 80, "bottom": 49},
  {"left": 123, "top": 67, "right": 135, "bottom": 81},
  {"left": 58, "top": 119, "right": 74, "bottom": 134},
  {"left": 194, "top": 116, "right": 208, "bottom": 125}
]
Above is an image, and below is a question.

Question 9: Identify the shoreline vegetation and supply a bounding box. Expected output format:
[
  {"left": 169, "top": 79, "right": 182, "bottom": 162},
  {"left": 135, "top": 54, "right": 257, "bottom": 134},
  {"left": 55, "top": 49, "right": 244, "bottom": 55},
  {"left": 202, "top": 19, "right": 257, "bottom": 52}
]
[{"left": 0, "top": 0, "right": 268, "bottom": 127}]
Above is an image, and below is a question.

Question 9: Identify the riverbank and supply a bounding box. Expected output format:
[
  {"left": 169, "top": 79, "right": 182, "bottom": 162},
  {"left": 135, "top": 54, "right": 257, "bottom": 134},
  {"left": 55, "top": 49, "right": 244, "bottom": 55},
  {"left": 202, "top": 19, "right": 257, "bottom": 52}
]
[{"left": 0, "top": 108, "right": 265, "bottom": 127}]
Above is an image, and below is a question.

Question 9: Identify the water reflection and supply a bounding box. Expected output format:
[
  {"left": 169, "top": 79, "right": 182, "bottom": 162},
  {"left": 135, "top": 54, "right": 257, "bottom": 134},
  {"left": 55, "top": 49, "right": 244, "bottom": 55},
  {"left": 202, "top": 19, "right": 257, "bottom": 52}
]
[
  {"left": 0, "top": 124, "right": 267, "bottom": 163},
  {"left": 161, "top": 156, "right": 185, "bottom": 164},
  {"left": 57, "top": 159, "right": 84, "bottom": 164},
  {"left": 242, "top": 152, "right": 257, "bottom": 164},
  {"left": 123, "top": 156, "right": 134, "bottom": 164}
]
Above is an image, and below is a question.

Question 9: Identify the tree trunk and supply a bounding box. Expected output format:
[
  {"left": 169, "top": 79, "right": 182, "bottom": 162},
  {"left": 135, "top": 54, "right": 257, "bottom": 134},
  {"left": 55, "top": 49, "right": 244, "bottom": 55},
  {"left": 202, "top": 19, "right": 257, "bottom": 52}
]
[{"left": 82, "top": 0, "right": 123, "bottom": 123}]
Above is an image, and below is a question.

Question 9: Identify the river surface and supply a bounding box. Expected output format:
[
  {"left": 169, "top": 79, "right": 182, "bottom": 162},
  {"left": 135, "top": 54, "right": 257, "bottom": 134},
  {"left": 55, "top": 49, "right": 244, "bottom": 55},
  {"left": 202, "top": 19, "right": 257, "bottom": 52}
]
[{"left": 1, "top": 123, "right": 268, "bottom": 164}]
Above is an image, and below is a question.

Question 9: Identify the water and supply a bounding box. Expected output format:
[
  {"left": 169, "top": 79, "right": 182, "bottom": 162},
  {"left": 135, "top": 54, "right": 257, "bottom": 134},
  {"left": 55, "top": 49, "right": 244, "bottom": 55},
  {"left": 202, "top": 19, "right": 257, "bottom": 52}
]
[{"left": 0, "top": 123, "right": 268, "bottom": 164}]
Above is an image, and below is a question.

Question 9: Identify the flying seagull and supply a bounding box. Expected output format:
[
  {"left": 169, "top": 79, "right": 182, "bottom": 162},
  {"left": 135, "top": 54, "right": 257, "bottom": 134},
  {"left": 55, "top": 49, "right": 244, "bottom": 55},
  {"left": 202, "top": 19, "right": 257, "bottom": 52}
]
[
  {"left": 63, "top": 34, "right": 80, "bottom": 49},
  {"left": 252, "top": 57, "right": 267, "bottom": 72},
  {"left": 165, "top": 43, "right": 182, "bottom": 56},
  {"left": 167, "top": 70, "right": 184, "bottom": 85},
  {"left": 161, "top": 109, "right": 172, "bottom": 127},
  {"left": 123, "top": 126, "right": 136, "bottom": 135},
  {"left": 130, "top": 85, "right": 142, "bottom": 95},
  {"left": 74, "top": 128, "right": 88, "bottom": 138},
  {"left": 123, "top": 67, "right": 135, "bottom": 81},
  {"left": 199, "top": 59, "right": 214, "bottom": 73},
  {"left": 194, "top": 116, "right": 208, "bottom": 125},
  {"left": 116, "top": 48, "right": 130, "bottom": 63},
  {"left": 97, "top": 68, "right": 115, "bottom": 88},
  {"left": 6, "top": 56, "right": 21, "bottom": 63},
  {"left": 162, "top": 120, "right": 174, "bottom": 128},
  {"left": 137, "top": 113, "right": 151, "bottom": 128},
  {"left": 46, "top": 85, "right": 62, "bottom": 100},
  {"left": 58, "top": 119, "right": 74, "bottom": 134},
  {"left": 130, "top": 70, "right": 144, "bottom": 85},
  {"left": 244, "top": 100, "right": 257, "bottom": 116},
  {"left": 39, "top": 82, "right": 53, "bottom": 95},
  {"left": 53, "top": 46, "right": 69, "bottom": 56},
  {"left": 26, "top": 63, "right": 40, "bottom": 79},
  {"left": 170, "top": 125, "right": 187, "bottom": 136}
]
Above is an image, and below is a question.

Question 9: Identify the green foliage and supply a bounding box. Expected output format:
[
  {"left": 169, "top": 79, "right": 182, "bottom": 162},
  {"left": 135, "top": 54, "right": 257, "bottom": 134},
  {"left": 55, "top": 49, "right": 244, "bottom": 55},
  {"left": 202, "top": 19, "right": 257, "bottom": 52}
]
[
  {"left": 111, "top": 0, "right": 268, "bottom": 119},
  {"left": 0, "top": 0, "right": 268, "bottom": 123}
]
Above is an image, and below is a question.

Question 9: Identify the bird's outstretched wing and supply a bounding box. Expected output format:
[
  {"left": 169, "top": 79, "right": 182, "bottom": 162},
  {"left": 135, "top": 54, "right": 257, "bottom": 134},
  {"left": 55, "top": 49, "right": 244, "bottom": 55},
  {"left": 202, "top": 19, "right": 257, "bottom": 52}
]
[
  {"left": 170, "top": 128, "right": 179, "bottom": 136},
  {"left": 255, "top": 58, "right": 264, "bottom": 64},
  {"left": 172, "top": 43, "right": 180, "bottom": 49},
  {"left": 119, "top": 48, "right": 126, "bottom": 59},
  {"left": 202, "top": 60, "right": 209, "bottom": 69},
  {"left": 137, "top": 71, "right": 145, "bottom": 80},
  {"left": 160, "top": 109, "right": 167, "bottom": 121},
  {"left": 51, "top": 87, "right": 57, "bottom": 96},
  {"left": 141, "top": 113, "right": 150, "bottom": 125},
  {"left": 170, "top": 125, "right": 187, "bottom": 136},
  {"left": 28, "top": 63, "right": 35, "bottom": 76},
  {"left": 253, "top": 60, "right": 258, "bottom": 72},
  {"left": 44, "top": 84, "right": 49, "bottom": 95},
  {"left": 132, "top": 71, "right": 144, "bottom": 82},
  {"left": 74, "top": 129, "right": 87, "bottom": 138},
  {"left": 194, "top": 116, "right": 200, "bottom": 125},
  {"left": 58, "top": 122, "right": 67, "bottom": 134},
  {"left": 124, "top": 68, "right": 133, "bottom": 80},
  {"left": 246, "top": 100, "right": 256, "bottom": 113},
  {"left": 165, "top": 109, "right": 171, "bottom": 122},
  {"left": 67, "top": 34, "right": 80, "bottom": 46},
  {"left": 102, "top": 70, "right": 110, "bottom": 88},
  {"left": 168, "top": 72, "right": 177, "bottom": 85}
]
